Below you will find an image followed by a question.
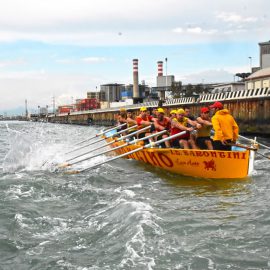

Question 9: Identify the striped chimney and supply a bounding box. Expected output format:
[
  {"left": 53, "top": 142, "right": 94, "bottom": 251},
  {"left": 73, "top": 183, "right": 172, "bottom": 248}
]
[
  {"left": 157, "top": 61, "right": 163, "bottom": 76},
  {"left": 133, "top": 59, "right": 139, "bottom": 98}
]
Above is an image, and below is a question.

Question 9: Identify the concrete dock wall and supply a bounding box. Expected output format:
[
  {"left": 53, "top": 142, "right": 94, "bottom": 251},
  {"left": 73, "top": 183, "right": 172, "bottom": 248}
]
[{"left": 48, "top": 90, "right": 270, "bottom": 135}]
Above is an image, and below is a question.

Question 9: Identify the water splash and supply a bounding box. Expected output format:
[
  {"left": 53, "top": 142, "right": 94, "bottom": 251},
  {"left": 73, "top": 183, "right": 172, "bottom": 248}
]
[{"left": 2, "top": 123, "right": 65, "bottom": 173}]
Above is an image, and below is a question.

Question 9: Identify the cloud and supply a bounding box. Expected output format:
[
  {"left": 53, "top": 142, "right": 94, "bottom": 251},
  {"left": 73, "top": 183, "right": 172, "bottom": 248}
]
[
  {"left": 0, "top": 0, "right": 269, "bottom": 112},
  {"left": 0, "top": 59, "right": 27, "bottom": 68},
  {"left": 172, "top": 27, "right": 217, "bottom": 35},
  {"left": 0, "top": 70, "right": 46, "bottom": 80},
  {"left": 0, "top": 0, "right": 268, "bottom": 45},
  {"left": 179, "top": 69, "right": 235, "bottom": 84},
  {"left": 172, "top": 28, "right": 183, "bottom": 33},
  {"left": 54, "top": 57, "right": 110, "bottom": 64},
  {"left": 55, "top": 59, "right": 74, "bottom": 64},
  {"left": 187, "top": 27, "right": 203, "bottom": 34},
  {"left": 0, "top": 67, "right": 125, "bottom": 111},
  {"left": 216, "top": 12, "right": 258, "bottom": 23},
  {"left": 81, "top": 57, "right": 108, "bottom": 63}
]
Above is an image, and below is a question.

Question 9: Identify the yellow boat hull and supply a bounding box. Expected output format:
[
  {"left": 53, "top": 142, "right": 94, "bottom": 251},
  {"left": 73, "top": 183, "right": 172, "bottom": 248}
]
[{"left": 108, "top": 139, "right": 253, "bottom": 179}]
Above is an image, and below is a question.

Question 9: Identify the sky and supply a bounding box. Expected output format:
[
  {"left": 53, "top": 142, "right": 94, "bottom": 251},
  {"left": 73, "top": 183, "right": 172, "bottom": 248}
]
[{"left": 0, "top": 0, "right": 269, "bottom": 114}]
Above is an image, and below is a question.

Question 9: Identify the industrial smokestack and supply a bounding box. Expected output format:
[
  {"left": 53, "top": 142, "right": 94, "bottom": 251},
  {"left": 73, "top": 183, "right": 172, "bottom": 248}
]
[
  {"left": 157, "top": 61, "right": 163, "bottom": 76},
  {"left": 133, "top": 59, "right": 139, "bottom": 98},
  {"left": 25, "top": 99, "right": 28, "bottom": 117}
]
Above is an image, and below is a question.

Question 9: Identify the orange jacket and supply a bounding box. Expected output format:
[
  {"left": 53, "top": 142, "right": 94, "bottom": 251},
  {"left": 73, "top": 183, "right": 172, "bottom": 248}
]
[{"left": 212, "top": 109, "right": 239, "bottom": 141}]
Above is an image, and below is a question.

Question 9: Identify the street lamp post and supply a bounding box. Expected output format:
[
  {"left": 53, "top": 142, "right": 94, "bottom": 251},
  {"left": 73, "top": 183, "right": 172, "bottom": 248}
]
[
  {"left": 248, "top": 56, "right": 252, "bottom": 72},
  {"left": 165, "top": 57, "right": 168, "bottom": 100}
]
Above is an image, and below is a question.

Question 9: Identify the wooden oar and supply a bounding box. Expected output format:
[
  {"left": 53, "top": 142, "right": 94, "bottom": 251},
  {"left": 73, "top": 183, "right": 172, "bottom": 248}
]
[
  {"left": 227, "top": 142, "right": 270, "bottom": 160},
  {"left": 73, "top": 123, "right": 126, "bottom": 147},
  {"left": 64, "top": 125, "right": 151, "bottom": 163},
  {"left": 237, "top": 134, "right": 270, "bottom": 151},
  {"left": 60, "top": 129, "right": 167, "bottom": 168},
  {"left": 65, "top": 124, "right": 138, "bottom": 155},
  {"left": 64, "top": 131, "right": 186, "bottom": 174},
  {"left": 226, "top": 142, "right": 258, "bottom": 151}
]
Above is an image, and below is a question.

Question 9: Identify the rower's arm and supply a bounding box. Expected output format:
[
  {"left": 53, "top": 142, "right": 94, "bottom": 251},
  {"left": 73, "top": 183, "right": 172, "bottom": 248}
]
[
  {"left": 172, "top": 120, "right": 193, "bottom": 131},
  {"left": 188, "top": 118, "right": 201, "bottom": 129},
  {"left": 197, "top": 117, "right": 212, "bottom": 126},
  {"left": 136, "top": 117, "right": 151, "bottom": 127},
  {"left": 153, "top": 119, "right": 166, "bottom": 131},
  {"left": 127, "top": 118, "right": 137, "bottom": 125},
  {"left": 118, "top": 116, "right": 127, "bottom": 123}
]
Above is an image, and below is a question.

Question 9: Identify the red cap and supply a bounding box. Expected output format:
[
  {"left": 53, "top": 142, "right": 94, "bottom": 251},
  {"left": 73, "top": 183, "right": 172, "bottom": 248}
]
[
  {"left": 201, "top": 107, "right": 210, "bottom": 113},
  {"left": 209, "top": 101, "right": 223, "bottom": 109}
]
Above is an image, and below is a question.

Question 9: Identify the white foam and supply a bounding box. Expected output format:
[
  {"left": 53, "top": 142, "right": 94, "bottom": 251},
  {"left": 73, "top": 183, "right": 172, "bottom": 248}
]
[
  {"left": 14, "top": 213, "right": 28, "bottom": 228},
  {"left": 114, "top": 187, "right": 136, "bottom": 198},
  {"left": 2, "top": 124, "right": 67, "bottom": 172},
  {"left": 5, "top": 185, "right": 34, "bottom": 200},
  {"left": 1, "top": 122, "right": 103, "bottom": 173},
  {"left": 119, "top": 200, "right": 163, "bottom": 269}
]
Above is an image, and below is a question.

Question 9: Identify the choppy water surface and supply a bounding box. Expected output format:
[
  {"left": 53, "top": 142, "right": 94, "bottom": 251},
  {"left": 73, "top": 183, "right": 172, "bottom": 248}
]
[{"left": 1, "top": 121, "right": 270, "bottom": 270}]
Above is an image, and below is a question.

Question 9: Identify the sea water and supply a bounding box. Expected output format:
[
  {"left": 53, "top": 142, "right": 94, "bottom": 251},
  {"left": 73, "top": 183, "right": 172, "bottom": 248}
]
[{"left": 1, "top": 121, "right": 270, "bottom": 269}]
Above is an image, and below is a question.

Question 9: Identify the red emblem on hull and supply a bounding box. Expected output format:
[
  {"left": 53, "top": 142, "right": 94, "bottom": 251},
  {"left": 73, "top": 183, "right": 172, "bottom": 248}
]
[{"left": 203, "top": 159, "right": 216, "bottom": 171}]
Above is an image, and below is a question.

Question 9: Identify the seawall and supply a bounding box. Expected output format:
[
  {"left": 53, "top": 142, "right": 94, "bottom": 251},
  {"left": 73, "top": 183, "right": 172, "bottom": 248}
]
[{"left": 48, "top": 89, "right": 270, "bottom": 135}]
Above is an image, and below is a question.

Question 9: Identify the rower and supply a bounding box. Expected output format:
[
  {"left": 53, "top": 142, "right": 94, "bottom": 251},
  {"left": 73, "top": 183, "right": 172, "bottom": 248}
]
[
  {"left": 126, "top": 109, "right": 137, "bottom": 140},
  {"left": 169, "top": 109, "right": 177, "bottom": 121},
  {"left": 136, "top": 107, "right": 153, "bottom": 140},
  {"left": 149, "top": 107, "right": 158, "bottom": 120},
  {"left": 170, "top": 109, "right": 201, "bottom": 149},
  {"left": 184, "top": 106, "right": 196, "bottom": 121},
  {"left": 116, "top": 108, "right": 128, "bottom": 135},
  {"left": 152, "top": 108, "right": 171, "bottom": 148},
  {"left": 196, "top": 107, "right": 213, "bottom": 150},
  {"left": 184, "top": 106, "right": 198, "bottom": 148}
]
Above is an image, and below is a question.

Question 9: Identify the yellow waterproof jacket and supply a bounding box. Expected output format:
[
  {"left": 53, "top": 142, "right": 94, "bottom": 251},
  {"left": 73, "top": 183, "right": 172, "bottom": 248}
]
[{"left": 212, "top": 109, "right": 239, "bottom": 141}]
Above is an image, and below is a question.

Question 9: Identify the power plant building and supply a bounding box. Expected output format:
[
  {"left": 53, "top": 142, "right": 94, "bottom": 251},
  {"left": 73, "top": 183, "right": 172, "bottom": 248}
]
[
  {"left": 100, "top": 83, "right": 124, "bottom": 102},
  {"left": 154, "top": 61, "right": 175, "bottom": 99},
  {"left": 121, "top": 84, "right": 150, "bottom": 100}
]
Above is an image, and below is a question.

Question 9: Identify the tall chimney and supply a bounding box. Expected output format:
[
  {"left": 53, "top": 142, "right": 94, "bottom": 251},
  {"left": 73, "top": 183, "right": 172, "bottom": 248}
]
[
  {"left": 157, "top": 61, "right": 163, "bottom": 76},
  {"left": 133, "top": 59, "right": 139, "bottom": 98},
  {"left": 25, "top": 99, "right": 28, "bottom": 117}
]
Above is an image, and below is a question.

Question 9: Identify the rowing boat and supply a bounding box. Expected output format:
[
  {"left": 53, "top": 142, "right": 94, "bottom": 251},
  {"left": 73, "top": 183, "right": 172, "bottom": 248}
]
[{"left": 106, "top": 138, "right": 256, "bottom": 179}]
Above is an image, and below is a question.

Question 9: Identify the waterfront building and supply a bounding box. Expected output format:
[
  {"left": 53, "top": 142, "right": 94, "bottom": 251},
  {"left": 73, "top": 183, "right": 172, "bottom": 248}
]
[
  {"left": 246, "top": 67, "right": 270, "bottom": 90},
  {"left": 58, "top": 105, "right": 73, "bottom": 114},
  {"left": 154, "top": 60, "right": 175, "bottom": 99},
  {"left": 100, "top": 83, "right": 124, "bottom": 102},
  {"left": 87, "top": 91, "right": 101, "bottom": 100},
  {"left": 259, "top": 40, "right": 270, "bottom": 69},
  {"left": 121, "top": 84, "right": 151, "bottom": 101},
  {"left": 121, "top": 84, "right": 134, "bottom": 100},
  {"left": 245, "top": 40, "right": 270, "bottom": 90},
  {"left": 211, "top": 82, "right": 245, "bottom": 93}
]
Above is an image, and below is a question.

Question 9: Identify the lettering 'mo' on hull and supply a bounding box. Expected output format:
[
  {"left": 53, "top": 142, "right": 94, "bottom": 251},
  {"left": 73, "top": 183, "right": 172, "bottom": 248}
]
[{"left": 108, "top": 140, "right": 254, "bottom": 179}]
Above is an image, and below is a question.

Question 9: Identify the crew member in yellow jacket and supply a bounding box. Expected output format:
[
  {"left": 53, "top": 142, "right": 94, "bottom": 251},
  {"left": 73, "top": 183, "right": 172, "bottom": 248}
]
[{"left": 210, "top": 101, "right": 239, "bottom": 151}]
